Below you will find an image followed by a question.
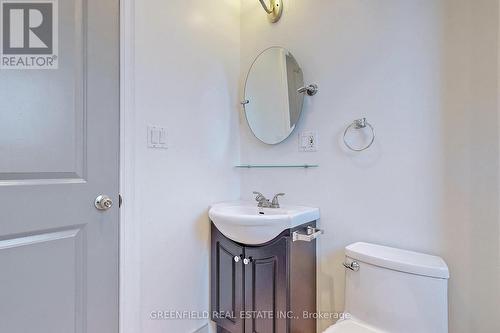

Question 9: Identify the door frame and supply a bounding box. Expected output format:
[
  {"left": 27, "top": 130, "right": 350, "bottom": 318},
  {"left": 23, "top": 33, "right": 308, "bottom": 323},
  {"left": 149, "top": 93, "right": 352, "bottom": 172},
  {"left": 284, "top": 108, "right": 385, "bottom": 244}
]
[{"left": 119, "top": 0, "right": 140, "bottom": 332}]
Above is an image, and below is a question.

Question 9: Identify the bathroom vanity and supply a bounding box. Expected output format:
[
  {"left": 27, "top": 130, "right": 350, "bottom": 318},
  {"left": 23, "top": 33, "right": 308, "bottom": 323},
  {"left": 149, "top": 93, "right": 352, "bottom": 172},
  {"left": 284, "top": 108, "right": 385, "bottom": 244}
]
[{"left": 209, "top": 202, "right": 320, "bottom": 333}]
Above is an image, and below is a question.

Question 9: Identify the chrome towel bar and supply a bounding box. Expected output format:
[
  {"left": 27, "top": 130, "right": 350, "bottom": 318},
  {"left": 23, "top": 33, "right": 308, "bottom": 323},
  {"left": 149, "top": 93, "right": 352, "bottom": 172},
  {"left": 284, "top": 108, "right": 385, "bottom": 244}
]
[
  {"left": 292, "top": 226, "right": 324, "bottom": 242},
  {"left": 343, "top": 118, "right": 375, "bottom": 152}
]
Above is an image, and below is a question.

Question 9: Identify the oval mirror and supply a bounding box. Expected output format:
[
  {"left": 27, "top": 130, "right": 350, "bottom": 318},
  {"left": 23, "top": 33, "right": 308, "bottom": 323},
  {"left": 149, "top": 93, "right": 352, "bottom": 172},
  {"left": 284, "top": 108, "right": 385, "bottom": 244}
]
[{"left": 243, "top": 47, "right": 309, "bottom": 145}]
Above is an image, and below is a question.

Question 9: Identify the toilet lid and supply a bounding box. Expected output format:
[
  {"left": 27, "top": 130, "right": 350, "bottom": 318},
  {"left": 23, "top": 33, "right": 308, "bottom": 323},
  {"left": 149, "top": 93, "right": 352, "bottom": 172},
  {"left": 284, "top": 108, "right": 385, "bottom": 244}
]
[{"left": 323, "top": 320, "right": 383, "bottom": 333}]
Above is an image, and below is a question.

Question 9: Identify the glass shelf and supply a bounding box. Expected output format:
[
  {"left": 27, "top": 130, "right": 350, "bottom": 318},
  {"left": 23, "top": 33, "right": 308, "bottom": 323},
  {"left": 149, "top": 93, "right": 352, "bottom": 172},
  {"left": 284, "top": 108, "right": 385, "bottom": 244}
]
[{"left": 235, "top": 164, "right": 319, "bottom": 169}]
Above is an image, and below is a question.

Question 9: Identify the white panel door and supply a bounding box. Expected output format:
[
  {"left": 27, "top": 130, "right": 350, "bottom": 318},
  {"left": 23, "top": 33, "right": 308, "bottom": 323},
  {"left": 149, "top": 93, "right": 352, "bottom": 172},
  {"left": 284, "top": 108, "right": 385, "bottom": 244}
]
[{"left": 0, "top": 0, "right": 119, "bottom": 332}]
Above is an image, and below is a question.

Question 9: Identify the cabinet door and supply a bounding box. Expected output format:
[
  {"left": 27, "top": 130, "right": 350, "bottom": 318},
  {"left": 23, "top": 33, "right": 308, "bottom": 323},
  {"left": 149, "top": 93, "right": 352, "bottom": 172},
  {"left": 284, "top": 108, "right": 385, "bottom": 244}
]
[
  {"left": 244, "top": 237, "right": 289, "bottom": 333},
  {"left": 211, "top": 225, "right": 245, "bottom": 333}
]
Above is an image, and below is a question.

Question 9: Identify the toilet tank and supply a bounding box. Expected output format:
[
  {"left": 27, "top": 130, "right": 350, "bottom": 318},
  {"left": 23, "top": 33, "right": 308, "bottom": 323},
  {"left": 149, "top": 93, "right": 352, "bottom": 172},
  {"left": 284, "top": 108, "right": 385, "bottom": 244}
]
[{"left": 343, "top": 242, "right": 449, "bottom": 333}]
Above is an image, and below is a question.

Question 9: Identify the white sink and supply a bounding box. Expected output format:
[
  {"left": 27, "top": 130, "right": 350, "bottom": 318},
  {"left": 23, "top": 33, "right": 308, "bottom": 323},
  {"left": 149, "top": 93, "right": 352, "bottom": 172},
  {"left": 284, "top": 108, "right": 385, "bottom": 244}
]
[{"left": 209, "top": 201, "right": 320, "bottom": 245}]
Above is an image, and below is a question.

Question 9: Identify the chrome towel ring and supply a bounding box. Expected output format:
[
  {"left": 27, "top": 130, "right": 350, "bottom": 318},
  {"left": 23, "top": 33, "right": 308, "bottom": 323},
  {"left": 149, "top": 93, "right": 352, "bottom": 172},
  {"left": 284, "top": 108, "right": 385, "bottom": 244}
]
[{"left": 343, "top": 118, "right": 375, "bottom": 152}]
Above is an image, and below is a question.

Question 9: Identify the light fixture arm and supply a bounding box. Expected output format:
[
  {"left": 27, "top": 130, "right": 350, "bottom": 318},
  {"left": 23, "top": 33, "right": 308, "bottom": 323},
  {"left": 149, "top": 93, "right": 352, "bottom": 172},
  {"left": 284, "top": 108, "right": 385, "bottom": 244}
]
[
  {"left": 258, "top": 0, "right": 283, "bottom": 23},
  {"left": 259, "top": 0, "right": 273, "bottom": 14}
]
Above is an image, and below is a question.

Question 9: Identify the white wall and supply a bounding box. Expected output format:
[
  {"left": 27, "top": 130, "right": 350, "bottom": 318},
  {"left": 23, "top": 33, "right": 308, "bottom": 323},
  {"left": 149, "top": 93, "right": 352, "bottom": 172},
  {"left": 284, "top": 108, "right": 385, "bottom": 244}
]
[
  {"left": 239, "top": 1, "right": 499, "bottom": 332},
  {"left": 124, "top": 1, "right": 499, "bottom": 332},
  {"left": 124, "top": 0, "right": 241, "bottom": 332}
]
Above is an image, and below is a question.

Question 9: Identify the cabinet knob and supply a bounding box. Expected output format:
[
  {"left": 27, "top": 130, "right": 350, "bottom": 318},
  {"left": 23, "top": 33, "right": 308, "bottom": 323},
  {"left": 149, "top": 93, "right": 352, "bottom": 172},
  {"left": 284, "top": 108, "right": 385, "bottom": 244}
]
[
  {"left": 234, "top": 256, "right": 241, "bottom": 263},
  {"left": 243, "top": 258, "right": 252, "bottom": 265}
]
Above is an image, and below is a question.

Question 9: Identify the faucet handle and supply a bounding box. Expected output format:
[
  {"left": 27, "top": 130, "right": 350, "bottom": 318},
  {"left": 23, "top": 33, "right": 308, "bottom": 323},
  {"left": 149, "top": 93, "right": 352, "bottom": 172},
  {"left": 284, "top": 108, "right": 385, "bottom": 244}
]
[
  {"left": 271, "top": 193, "right": 285, "bottom": 208},
  {"left": 253, "top": 191, "right": 269, "bottom": 203},
  {"left": 253, "top": 191, "right": 265, "bottom": 200},
  {"left": 253, "top": 191, "right": 271, "bottom": 208}
]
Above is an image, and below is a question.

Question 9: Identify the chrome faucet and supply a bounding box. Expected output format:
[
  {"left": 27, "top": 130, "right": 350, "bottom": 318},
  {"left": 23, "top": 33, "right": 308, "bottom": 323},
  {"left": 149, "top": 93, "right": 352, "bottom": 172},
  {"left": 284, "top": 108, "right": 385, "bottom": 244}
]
[
  {"left": 271, "top": 193, "right": 285, "bottom": 208},
  {"left": 253, "top": 191, "right": 285, "bottom": 208}
]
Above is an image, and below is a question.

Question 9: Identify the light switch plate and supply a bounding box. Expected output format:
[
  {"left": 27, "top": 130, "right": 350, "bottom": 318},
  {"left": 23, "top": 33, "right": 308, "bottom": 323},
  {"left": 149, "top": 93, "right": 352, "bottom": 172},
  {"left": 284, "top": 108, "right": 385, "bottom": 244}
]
[
  {"left": 299, "top": 131, "right": 318, "bottom": 152},
  {"left": 148, "top": 126, "right": 168, "bottom": 149}
]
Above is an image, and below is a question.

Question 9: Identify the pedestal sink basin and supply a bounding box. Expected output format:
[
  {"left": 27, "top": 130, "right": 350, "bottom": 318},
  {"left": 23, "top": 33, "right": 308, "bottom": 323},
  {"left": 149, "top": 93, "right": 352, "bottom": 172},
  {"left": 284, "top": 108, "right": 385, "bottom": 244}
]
[{"left": 209, "top": 201, "right": 320, "bottom": 245}]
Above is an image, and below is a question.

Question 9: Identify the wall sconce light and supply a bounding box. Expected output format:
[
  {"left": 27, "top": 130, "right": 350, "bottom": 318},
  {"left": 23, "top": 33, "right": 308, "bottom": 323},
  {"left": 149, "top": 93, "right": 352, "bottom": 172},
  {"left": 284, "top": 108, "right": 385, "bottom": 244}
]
[{"left": 258, "top": 0, "right": 283, "bottom": 23}]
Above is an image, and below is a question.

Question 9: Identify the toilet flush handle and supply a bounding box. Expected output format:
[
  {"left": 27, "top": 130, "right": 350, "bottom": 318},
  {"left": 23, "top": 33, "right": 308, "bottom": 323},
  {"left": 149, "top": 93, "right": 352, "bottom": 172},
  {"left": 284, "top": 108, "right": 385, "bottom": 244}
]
[{"left": 343, "top": 261, "right": 360, "bottom": 272}]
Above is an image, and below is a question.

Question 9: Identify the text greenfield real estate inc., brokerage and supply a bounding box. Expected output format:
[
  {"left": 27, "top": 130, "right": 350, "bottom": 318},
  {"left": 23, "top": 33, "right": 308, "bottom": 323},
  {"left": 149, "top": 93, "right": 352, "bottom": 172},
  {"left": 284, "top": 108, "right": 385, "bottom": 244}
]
[{"left": 0, "top": 0, "right": 58, "bottom": 69}]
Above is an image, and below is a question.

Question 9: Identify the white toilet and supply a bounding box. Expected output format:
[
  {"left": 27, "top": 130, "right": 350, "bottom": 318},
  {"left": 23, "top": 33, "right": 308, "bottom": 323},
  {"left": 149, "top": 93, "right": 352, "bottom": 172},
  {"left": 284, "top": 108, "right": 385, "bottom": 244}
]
[{"left": 324, "top": 242, "right": 450, "bottom": 333}]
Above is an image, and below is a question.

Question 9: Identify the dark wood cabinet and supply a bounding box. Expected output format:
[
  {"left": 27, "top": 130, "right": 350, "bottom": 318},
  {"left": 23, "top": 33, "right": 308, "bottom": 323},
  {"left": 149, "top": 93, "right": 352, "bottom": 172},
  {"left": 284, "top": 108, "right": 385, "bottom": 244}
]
[
  {"left": 211, "top": 222, "right": 317, "bottom": 333},
  {"left": 211, "top": 228, "right": 245, "bottom": 333},
  {"left": 244, "top": 236, "right": 288, "bottom": 333}
]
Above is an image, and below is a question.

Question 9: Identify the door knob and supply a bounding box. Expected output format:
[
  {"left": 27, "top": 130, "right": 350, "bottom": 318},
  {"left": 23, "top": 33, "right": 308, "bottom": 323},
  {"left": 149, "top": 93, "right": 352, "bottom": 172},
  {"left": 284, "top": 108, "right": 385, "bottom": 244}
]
[
  {"left": 95, "top": 195, "right": 113, "bottom": 210},
  {"left": 243, "top": 258, "right": 252, "bottom": 265},
  {"left": 234, "top": 256, "right": 241, "bottom": 263}
]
